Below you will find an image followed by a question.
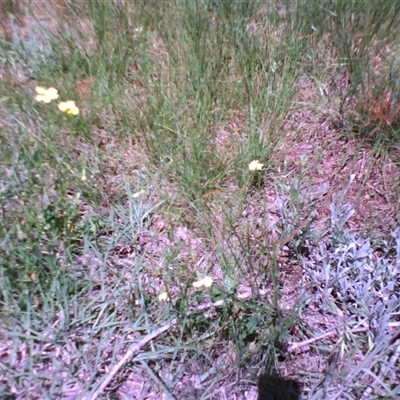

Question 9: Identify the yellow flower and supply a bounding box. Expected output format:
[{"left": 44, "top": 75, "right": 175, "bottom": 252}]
[
  {"left": 158, "top": 291, "right": 170, "bottom": 302},
  {"left": 35, "top": 86, "right": 59, "bottom": 103},
  {"left": 193, "top": 276, "right": 213, "bottom": 288},
  {"left": 248, "top": 160, "right": 264, "bottom": 171},
  {"left": 58, "top": 100, "right": 79, "bottom": 115}
]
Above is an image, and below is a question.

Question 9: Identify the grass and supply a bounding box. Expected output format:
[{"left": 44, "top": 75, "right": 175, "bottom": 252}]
[{"left": 1, "top": 1, "right": 400, "bottom": 399}]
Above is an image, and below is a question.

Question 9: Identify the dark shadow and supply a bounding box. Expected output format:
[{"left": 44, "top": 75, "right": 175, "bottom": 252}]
[{"left": 258, "top": 374, "right": 302, "bottom": 400}]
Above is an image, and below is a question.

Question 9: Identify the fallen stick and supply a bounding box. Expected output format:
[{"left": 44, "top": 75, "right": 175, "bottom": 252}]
[
  {"left": 85, "top": 299, "right": 227, "bottom": 400},
  {"left": 287, "top": 326, "right": 369, "bottom": 353},
  {"left": 287, "top": 322, "right": 400, "bottom": 353}
]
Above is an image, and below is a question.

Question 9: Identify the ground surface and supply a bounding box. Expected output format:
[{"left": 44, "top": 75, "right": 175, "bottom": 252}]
[{"left": 1, "top": 1, "right": 400, "bottom": 399}]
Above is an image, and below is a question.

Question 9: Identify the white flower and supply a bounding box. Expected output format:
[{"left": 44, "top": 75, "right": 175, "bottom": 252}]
[
  {"left": 248, "top": 160, "right": 264, "bottom": 171},
  {"left": 193, "top": 276, "right": 213, "bottom": 288},
  {"left": 158, "top": 291, "right": 170, "bottom": 302},
  {"left": 35, "top": 86, "right": 59, "bottom": 103},
  {"left": 132, "top": 190, "right": 145, "bottom": 198}
]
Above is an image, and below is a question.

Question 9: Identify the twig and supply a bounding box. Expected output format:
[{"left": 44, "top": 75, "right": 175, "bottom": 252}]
[
  {"left": 85, "top": 319, "right": 177, "bottom": 400},
  {"left": 287, "top": 326, "right": 369, "bottom": 353},
  {"left": 287, "top": 322, "right": 400, "bottom": 353},
  {"left": 85, "top": 298, "right": 229, "bottom": 400}
]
